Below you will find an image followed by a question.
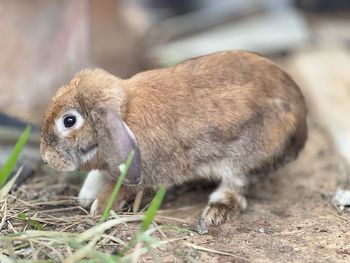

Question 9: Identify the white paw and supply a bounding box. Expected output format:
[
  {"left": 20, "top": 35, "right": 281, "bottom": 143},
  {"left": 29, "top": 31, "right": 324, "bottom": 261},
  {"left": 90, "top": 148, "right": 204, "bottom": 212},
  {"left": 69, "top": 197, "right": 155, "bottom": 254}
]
[
  {"left": 78, "top": 183, "right": 97, "bottom": 207},
  {"left": 236, "top": 194, "right": 248, "bottom": 211},
  {"left": 78, "top": 170, "right": 111, "bottom": 207},
  {"left": 78, "top": 195, "right": 94, "bottom": 208},
  {"left": 90, "top": 199, "right": 99, "bottom": 216}
]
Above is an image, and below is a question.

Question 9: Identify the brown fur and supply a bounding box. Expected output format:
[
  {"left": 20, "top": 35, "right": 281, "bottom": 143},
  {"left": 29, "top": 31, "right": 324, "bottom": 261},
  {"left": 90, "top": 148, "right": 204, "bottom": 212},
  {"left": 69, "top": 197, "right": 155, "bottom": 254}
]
[{"left": 40, "top": 50, "right": 307, "bottom": 232}]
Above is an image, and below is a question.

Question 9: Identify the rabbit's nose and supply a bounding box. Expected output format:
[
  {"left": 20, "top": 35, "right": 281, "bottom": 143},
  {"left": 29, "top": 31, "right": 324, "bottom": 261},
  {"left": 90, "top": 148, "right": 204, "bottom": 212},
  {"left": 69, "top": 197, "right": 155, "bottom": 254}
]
[{"left": 42, "top": 157, "right": 48, "bottom": 165}]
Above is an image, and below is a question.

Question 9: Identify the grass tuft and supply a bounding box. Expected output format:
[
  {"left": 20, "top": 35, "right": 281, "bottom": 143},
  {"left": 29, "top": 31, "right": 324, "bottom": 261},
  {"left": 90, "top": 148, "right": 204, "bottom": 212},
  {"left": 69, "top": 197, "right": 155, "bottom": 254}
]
[
  {"left": 18, "top": 212, "right": 44, "bottom": 230},
  {"left": 0, "top": 146, "right": 171, "bottom": 262},
  {"left": 0, "top": 125, "right": 31, "bottom": 188}
]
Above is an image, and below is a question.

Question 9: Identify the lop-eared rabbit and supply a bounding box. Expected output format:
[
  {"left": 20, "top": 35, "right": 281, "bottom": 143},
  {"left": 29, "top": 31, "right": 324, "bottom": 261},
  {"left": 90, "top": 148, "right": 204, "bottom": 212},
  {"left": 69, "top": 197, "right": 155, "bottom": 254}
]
[{"left": 41, "top": 51, "right": 307, "bottom": 233}]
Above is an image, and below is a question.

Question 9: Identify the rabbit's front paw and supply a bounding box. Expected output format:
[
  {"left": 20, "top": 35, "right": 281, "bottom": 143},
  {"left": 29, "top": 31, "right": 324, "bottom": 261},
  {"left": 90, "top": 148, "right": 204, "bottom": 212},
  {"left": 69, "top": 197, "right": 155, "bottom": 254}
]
[{"left": 78, "top": 170, "right": 112, "bottom": 208}]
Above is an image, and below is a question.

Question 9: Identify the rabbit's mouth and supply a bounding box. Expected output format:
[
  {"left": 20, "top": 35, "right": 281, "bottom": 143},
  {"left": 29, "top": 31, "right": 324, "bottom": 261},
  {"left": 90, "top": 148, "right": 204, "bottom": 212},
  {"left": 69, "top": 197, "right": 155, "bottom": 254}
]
[{"left": 79, "top": 144, "right": 98, "bottom": 164}]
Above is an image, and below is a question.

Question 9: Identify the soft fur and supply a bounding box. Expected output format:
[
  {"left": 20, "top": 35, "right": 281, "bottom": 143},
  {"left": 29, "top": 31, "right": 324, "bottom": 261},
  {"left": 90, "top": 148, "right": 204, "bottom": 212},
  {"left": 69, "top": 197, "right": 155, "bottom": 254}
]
[{"left": 40, "top": 50, "right": 307, "bottom": 234}]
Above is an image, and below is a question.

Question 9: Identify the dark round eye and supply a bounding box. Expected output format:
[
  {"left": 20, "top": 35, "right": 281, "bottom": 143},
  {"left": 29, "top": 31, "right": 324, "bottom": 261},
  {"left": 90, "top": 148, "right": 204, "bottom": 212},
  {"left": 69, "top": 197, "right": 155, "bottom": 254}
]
[{"left": 63, "top": 115, "right": 76, "bottom": 128}]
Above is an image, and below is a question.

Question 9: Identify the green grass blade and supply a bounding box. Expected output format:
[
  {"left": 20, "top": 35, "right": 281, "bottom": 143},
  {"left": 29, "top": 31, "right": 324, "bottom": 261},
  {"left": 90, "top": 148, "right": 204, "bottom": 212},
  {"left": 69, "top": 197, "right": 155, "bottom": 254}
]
[
  {"left": 0, "top": 125, "right": 31, "bottom": 187},
  {"left": 0, "top": 166, "right": 23, "bottom": 200},
  {"left": 18, "top": 211, "right": 44, "bottom": 230},
  {"left": 139, "top": 187, "right": 166, "bottom": 234},
  {"left": 100, "top": 150, "right": 135, "bottom": 222},
  {"left": 0, "top": 253, "right": 15, "bottom": 263}
]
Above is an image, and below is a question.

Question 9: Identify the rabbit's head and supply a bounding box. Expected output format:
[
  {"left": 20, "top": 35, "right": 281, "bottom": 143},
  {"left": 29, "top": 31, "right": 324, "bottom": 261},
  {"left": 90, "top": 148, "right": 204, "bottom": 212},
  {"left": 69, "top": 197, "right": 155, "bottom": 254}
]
[{"left": 40, "top": 68, "right": 142, "bottom": 185}]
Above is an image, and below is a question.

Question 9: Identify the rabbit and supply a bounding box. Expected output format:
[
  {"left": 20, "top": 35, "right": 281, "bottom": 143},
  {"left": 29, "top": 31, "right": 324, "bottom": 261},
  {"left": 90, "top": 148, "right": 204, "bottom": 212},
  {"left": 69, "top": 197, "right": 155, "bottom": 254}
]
[{"left": 40, "top": 50, "right": 307, "bottom": 234}]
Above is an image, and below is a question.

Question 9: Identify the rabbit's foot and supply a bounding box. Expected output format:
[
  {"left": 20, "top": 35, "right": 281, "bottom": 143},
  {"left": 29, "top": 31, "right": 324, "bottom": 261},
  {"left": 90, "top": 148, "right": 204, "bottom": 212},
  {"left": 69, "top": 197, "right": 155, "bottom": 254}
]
[
  {"left": 89, "top": 184, "right": 135, "bottom": 215},
  {"left": 196, "top": 189, "right": 247, "bottom": 234},
  {"left": 78, "top": 170, "right": 111, "bottom": 208}
]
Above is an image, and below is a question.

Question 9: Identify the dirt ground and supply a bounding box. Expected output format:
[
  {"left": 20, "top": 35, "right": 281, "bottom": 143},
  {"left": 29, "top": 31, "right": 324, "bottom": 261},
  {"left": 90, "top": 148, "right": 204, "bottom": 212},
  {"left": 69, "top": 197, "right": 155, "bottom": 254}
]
[
  {"left": 157, "top": 113, "right": 350, "bottom": 263},
  {"left": 4, "top": 109, "right": 348, "bottom": 263}
]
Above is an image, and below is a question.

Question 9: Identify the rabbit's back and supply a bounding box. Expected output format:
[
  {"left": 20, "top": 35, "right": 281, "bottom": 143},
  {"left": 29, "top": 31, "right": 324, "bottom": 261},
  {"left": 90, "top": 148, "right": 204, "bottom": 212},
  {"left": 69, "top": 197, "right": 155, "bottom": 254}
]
[{"left": 124, "top": 51, "right": 307, "bottom": 186}]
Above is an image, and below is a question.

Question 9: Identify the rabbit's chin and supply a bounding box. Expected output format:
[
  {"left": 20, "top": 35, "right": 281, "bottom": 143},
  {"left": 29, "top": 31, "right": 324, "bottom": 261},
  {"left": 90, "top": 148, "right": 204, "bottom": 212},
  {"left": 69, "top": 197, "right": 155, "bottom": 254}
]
[
  {"left": 79, "top": 145, "right": 98, "bottom": 165},
  {"left": 47, "top": 161, "right": 78, "bottom": 172}
]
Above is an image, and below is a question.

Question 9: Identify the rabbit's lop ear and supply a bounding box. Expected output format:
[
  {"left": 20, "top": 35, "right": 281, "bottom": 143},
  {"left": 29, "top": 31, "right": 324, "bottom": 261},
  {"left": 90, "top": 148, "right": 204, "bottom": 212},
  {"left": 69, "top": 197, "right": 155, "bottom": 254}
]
[{"left": 92, "top": 108, "right": 142, "bottom": 185}]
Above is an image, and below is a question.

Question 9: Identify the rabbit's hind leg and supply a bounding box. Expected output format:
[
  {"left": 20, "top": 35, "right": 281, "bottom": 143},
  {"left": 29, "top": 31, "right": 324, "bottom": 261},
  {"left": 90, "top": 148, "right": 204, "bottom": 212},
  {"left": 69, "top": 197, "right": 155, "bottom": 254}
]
[{"left": 196, "top": 174, "right": 248, "bottom": 234}]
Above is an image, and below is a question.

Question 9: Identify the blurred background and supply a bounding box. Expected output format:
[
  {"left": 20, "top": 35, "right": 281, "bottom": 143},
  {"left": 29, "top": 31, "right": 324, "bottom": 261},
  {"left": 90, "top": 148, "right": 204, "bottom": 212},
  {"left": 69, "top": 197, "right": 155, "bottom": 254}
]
[{"left": 0, "top": 0, "right": 349, "bottom": 182}]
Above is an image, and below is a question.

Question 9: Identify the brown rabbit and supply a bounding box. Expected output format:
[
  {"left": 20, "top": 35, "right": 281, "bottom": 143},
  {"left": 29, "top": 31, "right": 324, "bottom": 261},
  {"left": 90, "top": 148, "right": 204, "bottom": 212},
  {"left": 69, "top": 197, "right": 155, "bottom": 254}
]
[{"left": 40, "top": 50, "right": 307, "bottom": 234}]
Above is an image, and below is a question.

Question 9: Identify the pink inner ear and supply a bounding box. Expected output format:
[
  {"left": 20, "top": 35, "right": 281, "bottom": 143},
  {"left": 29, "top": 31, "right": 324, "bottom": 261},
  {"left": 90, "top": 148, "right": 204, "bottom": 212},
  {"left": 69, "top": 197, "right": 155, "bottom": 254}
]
[
  {"left": 105, "top": 110, "right": 142, "bottom": 185},
  {"left": 123, "top": 145, "right": 142, "bottom": 185}
]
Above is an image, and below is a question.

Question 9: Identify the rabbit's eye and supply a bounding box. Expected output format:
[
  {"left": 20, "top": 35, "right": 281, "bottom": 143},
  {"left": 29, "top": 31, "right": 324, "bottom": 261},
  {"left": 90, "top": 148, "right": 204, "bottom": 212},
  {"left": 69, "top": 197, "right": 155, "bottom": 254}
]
[
  {"left": 63, "top": 115, "right": 76, "bottom": 128},
  {"left": 55, "top": 110, "right": 84, "bottom": 136}
]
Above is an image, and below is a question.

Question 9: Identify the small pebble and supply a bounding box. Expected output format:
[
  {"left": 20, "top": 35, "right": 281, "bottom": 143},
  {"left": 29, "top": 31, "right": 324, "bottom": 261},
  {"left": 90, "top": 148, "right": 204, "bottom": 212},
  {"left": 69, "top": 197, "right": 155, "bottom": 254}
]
[
  {"left": 332, "top": 188, "right": 350, "bottom": 213},
  {"left": 258, "top": 228, "right": 265, "bottom": 233},
  {"left": 84, "top": 218, "right": 95, "bottom": 226},
  {"left": 76, "top": 224, "right": 85, "bottom": 232}
]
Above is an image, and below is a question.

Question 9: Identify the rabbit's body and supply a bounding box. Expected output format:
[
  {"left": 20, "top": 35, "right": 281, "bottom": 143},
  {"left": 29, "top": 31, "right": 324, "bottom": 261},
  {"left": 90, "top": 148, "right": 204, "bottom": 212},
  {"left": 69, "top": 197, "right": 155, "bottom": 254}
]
[
  {"left": 124, "top": 52, "right": 306, "bottom": 188},
  {"left": 41, "top": 51, "right": 307, "bottom": 234}
]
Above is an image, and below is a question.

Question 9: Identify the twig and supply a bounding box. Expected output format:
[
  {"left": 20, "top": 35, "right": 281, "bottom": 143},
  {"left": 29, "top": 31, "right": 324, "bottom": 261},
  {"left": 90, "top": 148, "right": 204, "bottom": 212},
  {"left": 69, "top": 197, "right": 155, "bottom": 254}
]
[
  {"left": 183, "top": 242, "right": 251, "bottom": 262},
  {"left": 152, "top": 222, "right": 167, "bottom": 239},
  {"left": 7, "top": 220, "right": 17, "bottom": 233},
  {"left": 75, "top": 205, "right": 90, "bottom": 215},
  {"left": 155, "top": 215, "right": 189, "bottom": 224},
  {"left": 0, "top": 197, "right": 8, "bottom": 231},
  {"left": 133, "top": 190, "right": 144, "bottom": 213},
  {"left": 100, "top": 233, "right": 127, "bottom": 246},
  {"left": 29, "top": 240, "right": 37, "bottom": 261},
  {"left": 39, "top": 206, "right": 85, "bottom": 214}
]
